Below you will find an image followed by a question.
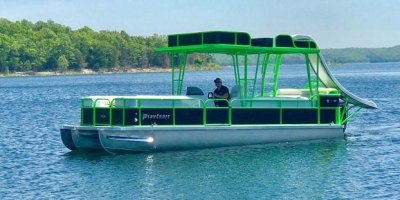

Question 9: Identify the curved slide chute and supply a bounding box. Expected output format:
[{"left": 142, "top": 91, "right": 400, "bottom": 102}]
[{"left": 293, "top": 35, "right": 378, "bottom": 109}]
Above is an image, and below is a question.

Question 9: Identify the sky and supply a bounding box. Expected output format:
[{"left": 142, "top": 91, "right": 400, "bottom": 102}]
[{"left": 0, "top": 0, "right": 399, "bottom": 48}]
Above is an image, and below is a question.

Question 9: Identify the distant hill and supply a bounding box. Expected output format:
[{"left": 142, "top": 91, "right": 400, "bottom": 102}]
[
  {"left": 213, "top": 45, "right": 400, "bottom": 66},
  {"left": 322, "top": 46, "right": 400, "bottom": 63}
]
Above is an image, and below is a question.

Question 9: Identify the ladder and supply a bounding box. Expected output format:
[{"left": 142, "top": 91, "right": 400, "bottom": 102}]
[
  {"left": 261, "top": 54, "right": 282, "bottom": 97},
  {"left": 171, "top": 53, "right": 187, "bottom": 95}
]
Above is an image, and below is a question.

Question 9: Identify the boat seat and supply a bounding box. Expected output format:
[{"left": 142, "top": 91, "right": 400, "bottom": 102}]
[
  {"left": 186, "top": 86, "right": 204, "bottom": 95},
  {"left": 229, "top": 85, "right": 242, "bottom": 107},
  {"left": 185, "top": 86, "right": 208, "bottom": 103},
  {"left": 276, "top": 88, "right": 339, "bottom": 99},
  {"left": 231, "top": 85, "right": 243, "bottom": 98}
]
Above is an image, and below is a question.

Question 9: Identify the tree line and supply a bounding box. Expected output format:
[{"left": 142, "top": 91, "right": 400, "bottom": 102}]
[
  {"left": 0, "top": 18, "right": 215, "bottom": 74},
  {"left": 1, "top": 18, "right": 399, "bottom": 75}
]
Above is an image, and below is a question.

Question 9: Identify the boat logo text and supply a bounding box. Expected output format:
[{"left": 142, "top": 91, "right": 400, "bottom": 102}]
[{"left": 142, "top": 114, "right": 171, "bottom": 120}]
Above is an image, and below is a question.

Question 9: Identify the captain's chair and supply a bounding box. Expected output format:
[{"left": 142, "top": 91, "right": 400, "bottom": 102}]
[
  {"left": 230, "top": 85, "right": 243, "bottom": 98},
  {"left": 230, "top": 85, "right": 244, "bottom": 107},
  {"left": 186, "top": 86, "right": 204, "bottom": 96}
]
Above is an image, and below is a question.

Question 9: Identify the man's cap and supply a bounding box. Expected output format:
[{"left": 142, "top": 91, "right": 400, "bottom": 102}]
[{"left": 214, "top": 78, "right": 222, "bottom": 83}]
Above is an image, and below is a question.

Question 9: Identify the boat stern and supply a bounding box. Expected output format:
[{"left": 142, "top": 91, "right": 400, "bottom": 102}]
[{"left": 60, "top": 127, "right": 77, "bottom": 151}]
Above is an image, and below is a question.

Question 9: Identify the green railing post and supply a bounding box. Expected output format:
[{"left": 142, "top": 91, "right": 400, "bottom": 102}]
[
  {"left": 244, "top": 53, "right": 248, "bottom": 99},
  {"left": 203, "top": 101, "right": 207, "bottom": 125},
  {"left": 109, "top": 99, "right": 114, "bottom": 125},
  {"left": 272, "top": 54, "right": 282, "bottom": 96},
  {"left": 251, "top": 53, "right": 261, "bottom": 102},
  {"left": 123, "top": 99, "right": 126, "bottom": 126},
  {"left": 93, "top": 99, "right": 98, "bottom": 125},
  {"left": 335, "top": 107, "right": 341, "bottom": 124},
  {"left": 177, "top": 53, "right": 187, "bottom": 95},
  {"left": 138, "top": 99, "right": 142, "bottom": 126},
  {"left": 228, "top": 102, "right": 232, "bottom": 125},
  {"left": 316, "top": 54, "right": 320, "bottom": 89},
  {"left": 234, "top": 53, "right": 241, "bottom": 87},
  {"left": 305, "top": 54, "right": 314, "bottom": 99},
  {"left": 172, "top": 100, "right": 176, "bottom": 125},
  {"left": 231, "top": 55, "right": 238, "bottom": 86},
  {"left": 171, "top": 53, "right": 175, "bottom": 95},
  {"left": 341, "top": 97, "right": 349, "bottom": 121},
  {"left": 261, "top": 53, "right": 270, "bottom": 97},
  {"left": 234, "top": 32, "right": 237, "bottom": 44}
]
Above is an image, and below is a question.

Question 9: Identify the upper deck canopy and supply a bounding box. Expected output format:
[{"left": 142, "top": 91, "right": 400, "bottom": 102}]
[
  {"left": 155, "top": 31, "right": 378, "bottom": 109},
  {"left": 156, "top": 31, "right": 320, "bottom": 54}
]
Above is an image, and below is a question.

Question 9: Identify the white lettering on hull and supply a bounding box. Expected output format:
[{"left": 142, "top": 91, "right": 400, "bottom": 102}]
[{"left": 142, "top": 114, "right": 171, "bottom": 120}]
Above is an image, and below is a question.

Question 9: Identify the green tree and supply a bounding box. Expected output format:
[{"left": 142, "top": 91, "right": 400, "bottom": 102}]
[{"left": 57, "top": 55, "right": 69, "bottom": 72}]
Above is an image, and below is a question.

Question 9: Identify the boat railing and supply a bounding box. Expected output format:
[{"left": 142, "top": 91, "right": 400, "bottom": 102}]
[{"left": 80, "top": 95, "right": 342, "bottom": 126}]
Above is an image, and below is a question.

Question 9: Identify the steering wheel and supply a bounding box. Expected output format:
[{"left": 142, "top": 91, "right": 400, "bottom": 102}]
[{"left": 208, "top": 92, "right": 214, "bottom": 99}]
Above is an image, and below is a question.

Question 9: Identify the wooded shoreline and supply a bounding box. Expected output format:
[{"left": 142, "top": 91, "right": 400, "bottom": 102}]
[
  {"left": 1, "top": 18, "right": 399, "bottom": 77},
  {"left": 3, "top": 61, "right": 399, "bottom": 78},
  {"left": 0, "top": 65, "right": 225, "bottom": 77}
]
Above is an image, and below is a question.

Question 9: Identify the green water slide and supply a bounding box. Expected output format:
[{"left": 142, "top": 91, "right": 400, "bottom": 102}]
[{"left": 292, "top": 35, "right": 378, "bottom": 109}]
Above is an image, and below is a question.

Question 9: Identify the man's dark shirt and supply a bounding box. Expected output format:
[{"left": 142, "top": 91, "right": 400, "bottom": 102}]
[{"left": 214, "top": 85, "right": 230, "bottom": 107}]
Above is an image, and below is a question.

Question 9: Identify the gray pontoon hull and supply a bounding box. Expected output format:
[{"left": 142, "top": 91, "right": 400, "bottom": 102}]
[
  {"left": 61, "top": 125, "right": 344, "bottom": 153},
  {"left": 60, "top": 128, "right": 104, "bottom": 151}
]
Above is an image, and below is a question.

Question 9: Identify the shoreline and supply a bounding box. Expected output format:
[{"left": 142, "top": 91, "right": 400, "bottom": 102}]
[
  {"left": 0, "top": 66, "right": 225, "bottom": 78},
  {"left": 2, "top": 61, "right": 397, "bottom": 77}
]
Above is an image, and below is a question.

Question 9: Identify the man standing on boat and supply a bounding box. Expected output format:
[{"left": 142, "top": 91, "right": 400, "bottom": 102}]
[{"left": 213, "top": 78, "right": 230, "bottom": 107}]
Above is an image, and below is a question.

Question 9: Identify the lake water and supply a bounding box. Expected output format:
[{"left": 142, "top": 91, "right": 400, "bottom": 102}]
[{"left": 1, "top": 63, "right": 399, "bottom": 199}]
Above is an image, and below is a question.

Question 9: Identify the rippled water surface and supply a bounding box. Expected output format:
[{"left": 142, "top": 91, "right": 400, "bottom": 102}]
[{"left": 1, "top": 63, "right": 399, "bottom": 199}]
